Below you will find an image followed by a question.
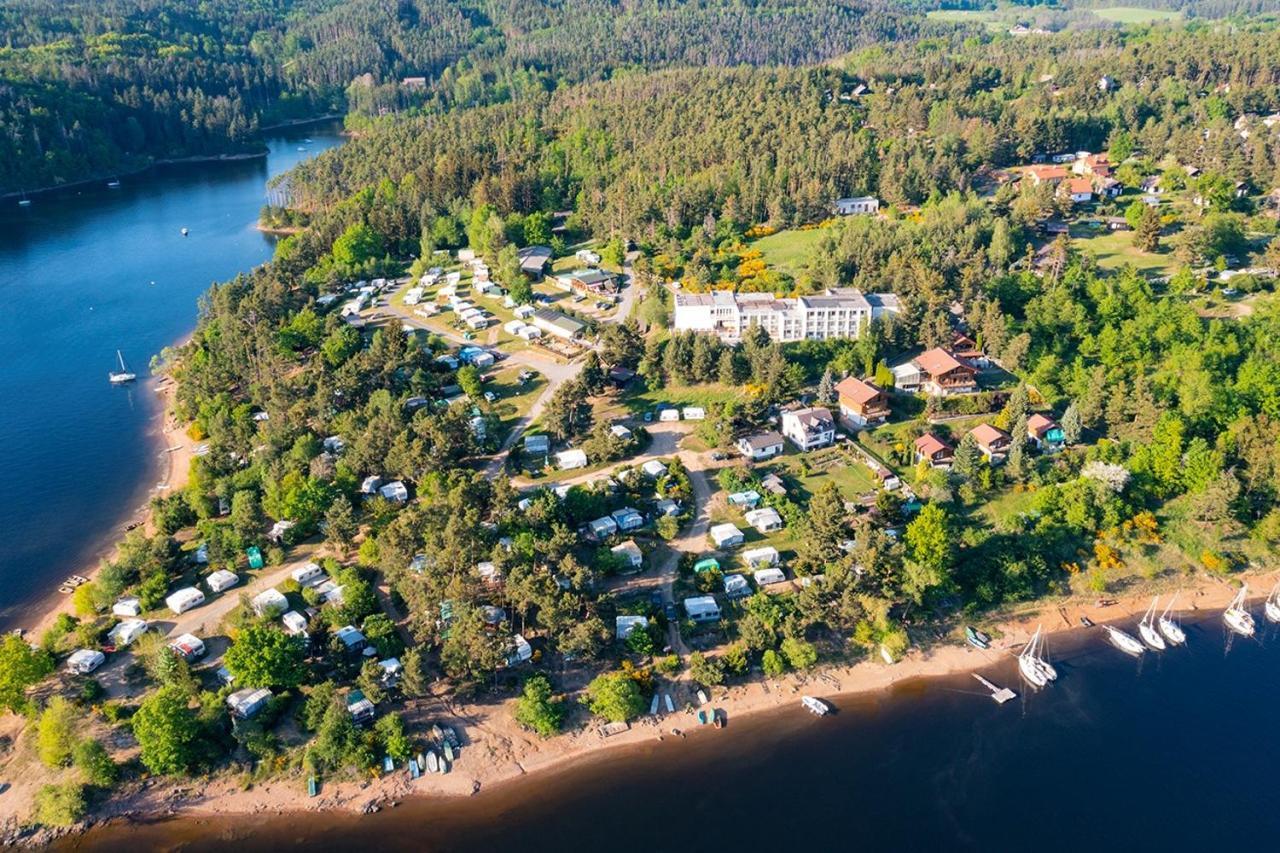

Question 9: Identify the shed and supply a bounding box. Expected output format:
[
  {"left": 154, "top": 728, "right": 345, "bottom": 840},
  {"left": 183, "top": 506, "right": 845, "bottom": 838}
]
[
  {"left": 508, "top": 633, "right": 534, "bottom": 665},
  {"left": 524, "top": 434, "right": 551, "bottom": 455},
  {"left": 555, "top": 448, "right": 588, "bottom": 470},
  {"left": 335, "top": 624, "right": 367, "bottom": 652},
  {"left": 227, "top": 687, "right": 272, "bottom": 720},
  {"left": 610, "top": 506, "right": 645, "bottom": 531},
  {"left": 165, "top": 587, "right": 206, "bottom": 615},
  {"left": 476, "top": 561, "right": 502, "bottom": 586},
  {"left": 206, "top": 569, "right": 239, "bottom": 593},
  {"left": 727, "top": 490, "right": 762, "bottom": 508},
  {"left": 615, "top": 614, "right": 649, "bottom": 640},
  {"left": 377, "top": 657, "right": 403, "bottom": 685},
  {"left": 282, "top": 610, "right": 309, "bottom": 637},
  {"left": 610, "top": 424, "right": 633, "bottom": 440},
  {"left": 753, "top": 567, "right": 787, "bottom": 587},
  {"left": 742, "top": 546, "right": 780, "bottom": 567},
  {"left": 744, "top": 507, "right": 784, "bottom": 533},
  {"left": 655, "top": 498, "right": 681, "bottom": 517},
  {"left": 67, "top": 649, "right": 105, "bottom": 675},
  {"left": 723, "top": 573, "right": 751, "bottom": 598},
  {"left": 251, "top": 588, "right": 288, "bottom": 617},
  {"left": 360, "top": 475, "right": 383, "bottom": 495},
  {"left": 347, "top": 689, "right": 376, "bottom": 724},
  {"left": 683, "top": 596, "right": 722, "bottom": 623}
]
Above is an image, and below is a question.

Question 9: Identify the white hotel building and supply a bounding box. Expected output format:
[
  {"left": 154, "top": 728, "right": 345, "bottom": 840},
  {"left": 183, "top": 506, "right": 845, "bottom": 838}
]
[{"left": 672, "top": 288, "right": 900, "bottom": 343}]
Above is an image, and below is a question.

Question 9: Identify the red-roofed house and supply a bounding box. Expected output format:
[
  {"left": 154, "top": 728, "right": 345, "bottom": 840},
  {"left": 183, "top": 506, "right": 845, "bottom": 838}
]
[
  {"left": 1027, "top": 165, "right": 1069, "bottom": 186},
  {"left": 1027, "top": 413, "right": 1065, "bottom": 450},
  {"left": 970, "top": 423, "right": 1012, "bottom": 461},
  {"left": 835, "top": 377, "right": 890, "bottom": 428},
  {"left": 915, "top": 432, "right": 954, "bottom": 467},
  {"left": 1062, "top": 178, "right": 1094, "bottom": 203},
  {"left": 913, "top": 348, "right": 978, "bottom": 396}
]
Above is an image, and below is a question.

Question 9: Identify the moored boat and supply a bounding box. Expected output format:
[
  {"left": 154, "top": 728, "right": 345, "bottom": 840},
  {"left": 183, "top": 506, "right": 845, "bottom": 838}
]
[
  {"left": 1103, "top": 625, "right": 1145, "bottom": 656},
  {"left": 1018, "top": 625, "right": 1057, "bottom": 687},
  {"left": 1158, "top": 593, "right": 1186, "bottom": 645},
  {"left": 1137, "top": 597, "right": 1166, "bottom": 651},
  {"left": 108, "top": 350, "right": 136, "bottom": 384},
  {"left": 1224, "top": 585, "right": 1255, "bottom": 637},
  {"left": 1264, "top": 582, "right": 1280, "bottom": 624}
]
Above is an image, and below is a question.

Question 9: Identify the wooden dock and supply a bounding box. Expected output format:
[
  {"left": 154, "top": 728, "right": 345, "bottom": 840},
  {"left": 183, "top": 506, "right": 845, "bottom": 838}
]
[{"left": 972, "top": 673, "right": 1017, "bottom": 704}]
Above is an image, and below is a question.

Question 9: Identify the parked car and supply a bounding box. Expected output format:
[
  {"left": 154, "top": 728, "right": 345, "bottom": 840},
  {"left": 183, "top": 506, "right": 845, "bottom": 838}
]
[
  {"left": 483, "top": 391, "right": 497, "bottom": 403},
  {"left": 664, "top": 602, "right": 678, "bottom": 620}
]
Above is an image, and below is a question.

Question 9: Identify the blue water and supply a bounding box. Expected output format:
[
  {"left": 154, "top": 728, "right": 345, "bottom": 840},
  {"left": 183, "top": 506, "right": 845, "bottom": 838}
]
[
  {"left": 0, "top": 124, "right": 343, "bottom": 630},
  {"left": 60, "top": 613, "right": 1280, "bottom": 851}
]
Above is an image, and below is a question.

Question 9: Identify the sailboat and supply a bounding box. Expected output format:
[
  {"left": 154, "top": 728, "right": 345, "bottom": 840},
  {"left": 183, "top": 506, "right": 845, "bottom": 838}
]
[
  {"left": 108, "top": 350, "right": 136, "bottom": 384},
  {"left": 1265, "top": 582, "right": 1280, "bottom": 624},
  {"left": 1103, "top": 624, "right": 1145, "bottom": 656},
  {"left": 1158, "top": 593, "right": 1187, "bottom": 645},
  {"left": 17, "top": 192, "right": 31, "bottom": 207},
  {"left": 1018, "top": 625, "right": 1057, "bottom": 686},
  {"left": 1224, "top": 585, "right": 1255, "bottom": 637},
  {"left": 107, "top": 178, "right": 121, "bottom": 188},
  {"left": 1137, "top": 597, "right": 1166, "bottom": 650}
]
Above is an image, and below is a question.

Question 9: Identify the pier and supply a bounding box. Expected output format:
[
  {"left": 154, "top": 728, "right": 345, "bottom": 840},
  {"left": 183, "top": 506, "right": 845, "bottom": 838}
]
[{"left": 972, "top": 673, "right": 1017, "bottom": 704}]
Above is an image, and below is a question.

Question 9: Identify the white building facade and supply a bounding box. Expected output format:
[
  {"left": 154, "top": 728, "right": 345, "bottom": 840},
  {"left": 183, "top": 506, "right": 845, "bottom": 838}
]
[{"left": 673, "top": 288, "right": 899, "bottom": 343}]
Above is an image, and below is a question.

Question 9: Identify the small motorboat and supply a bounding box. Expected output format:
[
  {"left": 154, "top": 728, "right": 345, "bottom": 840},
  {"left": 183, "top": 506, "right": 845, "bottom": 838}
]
[
  {"left": 1080, "top": 615, "right": 1095, "bottom": 628},
  {"left": 801, "top": 696, "right": 830, "bottom": 716},
  {"left": 880, "top": 644, "right": 895, "bottom": 664},
  {"left": 442, "top": 741, "right": 455, "bottom": 763},
  {"left": 107, "top": 179, "right": 121, "bottom": 188},
  {"left": 965, "top": 626, "right": 991, "bottom": 649},
  {"left": 713, "top": 711, "right": 724, "bottom": 729},
  {"left": 425, "top": 751, "right": 439, "bottom": 774},
  {"left": 181, "top": 227, "right": 189, "bottom": 236},
  {"left": 1103, "top": 625, "right": 1145, "bottom": 656},
  {"left": 696, "top": 689, "right": 708, "bottom": 706},
  {"left": 697, "top": 709, "right": 709, "bottom": 725}
]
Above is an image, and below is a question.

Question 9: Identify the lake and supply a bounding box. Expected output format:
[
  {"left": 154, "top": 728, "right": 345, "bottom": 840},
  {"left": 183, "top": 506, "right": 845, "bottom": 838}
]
[
  {"left": 59, "top": 612, "right": 1280, "bottom": 852},
  {"left": 0, "top": 123, "right": 344, "bottom": 632}
]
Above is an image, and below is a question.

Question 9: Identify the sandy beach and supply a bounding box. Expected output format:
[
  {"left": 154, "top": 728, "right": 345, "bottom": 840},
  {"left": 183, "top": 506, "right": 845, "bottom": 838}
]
[{"left": 6, "top": 566, "right": 1267, "bottom": 842}]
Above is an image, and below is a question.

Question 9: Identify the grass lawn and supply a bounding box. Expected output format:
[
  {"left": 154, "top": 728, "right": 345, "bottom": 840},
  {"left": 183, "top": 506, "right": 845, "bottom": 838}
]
[
  {"left": 488, "top": 368, "right": 547, "bottom": 431},
  {"left": 1068, "top": 224, "right": 1178, "bottom": 277},
  {"left": 975, "top": 484, "right": 1042, "bottom": 529},
  {"left": 599, "top": 382, "right": 746, "bottom": 420},
  {"left": 763, "top": 446, "right": 879, "bottom": 503},
  {"left": 1092, "top": 6, "right": 1181, "bottom": 23},
  {"left": 750, "top": 226, "right": 829, "bottom": 277}
]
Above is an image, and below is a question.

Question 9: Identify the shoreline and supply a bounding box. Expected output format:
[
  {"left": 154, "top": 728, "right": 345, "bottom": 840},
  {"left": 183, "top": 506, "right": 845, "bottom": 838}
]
[
  {"left": 20, "top": 567, "right": 1273, "bottom": 842},
  {"left": 11, "top": 374, "right": 193, "bottom": 641}
]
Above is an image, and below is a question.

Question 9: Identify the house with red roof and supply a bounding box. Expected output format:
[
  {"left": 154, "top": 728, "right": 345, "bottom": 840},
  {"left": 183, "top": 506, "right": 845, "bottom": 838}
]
[{"left": 835, "top": 377, "right": 890, "bottom": 428}]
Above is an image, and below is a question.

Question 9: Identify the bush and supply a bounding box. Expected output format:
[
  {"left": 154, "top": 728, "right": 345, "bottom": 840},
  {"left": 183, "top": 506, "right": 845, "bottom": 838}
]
[
  {"left": 73, "top": 738, "right": 118, "bottom": 787},
  {"left": 34, "top": 782, "right": 87, "bottom": 827},
  {"left": 583, "top": 672, "right": 645, "bottom": 723},
  {"left": 780, "top": 637, "right": 818, "bottom": 670},
  {"left": 688, "top": 652, "right": 725, "bottom": 687},
  {"left": 37, "top": 697, "right": 80, "bottom": 768},
  {"left": 514, "top": 674, "right": 565, "bottom": 737},
  {"left": 761, "top": 649, "right": 787, "bottom": 678},
  {"left": 77, "top": 678, "right": 107, "bottom": 706},
  {"left": 653, "top": 654, "right": 681, "bottom": 675}
]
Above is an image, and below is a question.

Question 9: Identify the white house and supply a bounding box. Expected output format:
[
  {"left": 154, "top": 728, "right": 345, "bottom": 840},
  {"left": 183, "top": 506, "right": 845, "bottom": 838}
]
[
  {"left": 781, "top": 407, "right": 835, "bottom": 451},
  {"left": 672, "top": 287, "right": 898, "bottom": 344},
  {"left": 742, "top": 545, "right": 780, "bottom": 567},
  {"left": 744, "top": 507, "right": 784, "bottom": 533},
  {"left": 67, "top": 649, "right": 105, "bottom": 675},
  {"left": 710, "top": 523, "right": 745, "bottom": 549},
  {"left": 282, "top": 610, "right": 309, "bottom": 637},
  {"left": 207, "top": 569, "right": 239, "bottom": 593},
  {"left": 683, "top": 596, "right": 722, "bottom": 623},
  {"left": 611, "top": 539, "right": 644, "bottom": 571},
  {"left": 736, "top": 431, "right": 785, "bottom": 461},
  {"left": 753, "top": 567, "right": 787, "bottom": 587},
  {"left": 833, "top": 196, "right": 880, "bottom": 215},
  {"left": 165, "top": 587, "right": 205, "bottom": 615},
  {"left": 227, "top": 687, "right": 272, "bottom": 720},
  {"left": 251, "top": 588, "right": 289, "bottom": 618},
  {"left": 615, "top": 614, "right": 649, "bottom": 640}
]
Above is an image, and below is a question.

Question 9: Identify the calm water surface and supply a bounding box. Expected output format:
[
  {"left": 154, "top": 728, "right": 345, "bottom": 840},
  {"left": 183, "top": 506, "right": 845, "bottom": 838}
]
[
  {"left": 63, "top": 615, "right": 1280, "bottom": 852},
  {"left": 0, "top": 124, "right": 343, "bottom": 630}
]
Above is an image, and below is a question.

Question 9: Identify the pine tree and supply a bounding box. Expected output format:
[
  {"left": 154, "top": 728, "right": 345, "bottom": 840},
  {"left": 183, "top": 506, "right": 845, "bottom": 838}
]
[
  {"left": 1061, "top": 403, "right": 1082, "bottom": 445},
  {"left": 324, "top": 495, "right": 357, "bottom": 555},
  {"left": 1007, "top": 414, "right": 1029, "bottom": 481},
  {"left": 1133, "top": 205, "right": 1161, "bottom": 252},
  {"left": 717, "top": 347, "right": 741, "bottom": 385},
  {"left": 952, "top": 432, "right": 981, "bottom": 480},
  {"left": 817, "top": 367, "right": 836, "bottom": 405}
]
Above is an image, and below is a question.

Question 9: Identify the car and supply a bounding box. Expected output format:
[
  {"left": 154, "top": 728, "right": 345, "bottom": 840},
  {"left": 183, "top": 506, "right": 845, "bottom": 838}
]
[
  {"left": 483, "top": 391, "right": 497, "bottom": 403},
  {"left": 595, "top": 300, "right": 612, "bottom": 310},
  {"left": 463, "top": 332, "right": 475, "bottom": 340},
  {"left": 664, "top": 602, "right": 678, "bottom": 620},
  {"left": 572, "top": 293, "right": 586, "bottom": 302},
  {"left": 649, "top": 590, "right": 664, "bottom": 608},
  {"left": 710, "top": 450, "right": 727, "bottom": 461}
]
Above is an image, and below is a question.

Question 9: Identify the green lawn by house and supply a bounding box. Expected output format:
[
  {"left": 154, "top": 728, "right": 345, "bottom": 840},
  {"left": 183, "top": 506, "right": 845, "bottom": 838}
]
[
  {"left": 763, "top": 446, "right": 879, "bottom": 503},
  {"left": 488, "top": 368, "right": 547, "bottom": 431},
  {"left": 750, "top": 227, "right": 829, "bottom": 277},
  {"left": 1068, "top": 224, "right": 1179, "bottom": 277}
]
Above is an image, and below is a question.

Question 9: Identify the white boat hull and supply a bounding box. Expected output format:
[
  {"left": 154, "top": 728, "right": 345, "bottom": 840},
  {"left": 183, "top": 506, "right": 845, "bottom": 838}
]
[
  {"left": 1157, "top": 617, "right": 1186, "bottom": 645},
  {"left": 1104, "top": 626, "right": 1145, "bottom": 656},
  {"left": 1018, "top": 655, "right": 1048, "bottom": 687},
  {"left": 1138, "top": 622, "right": 1166, "bottom": 651},
  {"left": 109, "top": 373, "right": 136, "bottom": 384},
  {"left": 1225, "top": 608, "right": 1255, "bottom": 637},
  {"left": 1265, "top": 600, "right": 1280, "bottom": 624}
]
